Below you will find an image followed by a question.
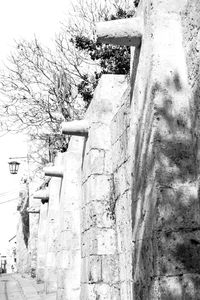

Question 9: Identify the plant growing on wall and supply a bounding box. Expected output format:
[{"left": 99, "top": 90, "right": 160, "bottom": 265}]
[
  {"left": 71, "top": 7, "right": 135, "bottom": 105},
  {"left": 21, "top": 206, "right": 29, "bottom": 248},
  {"left": 18, "top": 188, "right": 30, "bottom": 248}
]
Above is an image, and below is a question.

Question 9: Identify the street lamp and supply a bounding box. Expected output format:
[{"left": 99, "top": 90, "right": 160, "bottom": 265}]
[
  {"left": 8, "top": 156, "right": 28, "bottom": 175},
  {"left": 8, "top": 155, "right": 31, "bottom": 201},
  {"left": 8, "top": 161, "right": 20, "bottom": 175}
]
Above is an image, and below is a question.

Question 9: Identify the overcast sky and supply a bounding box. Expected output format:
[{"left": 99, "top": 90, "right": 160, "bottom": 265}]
[{"left": 0, "top": 0, "right": 70, "bottom": 255}]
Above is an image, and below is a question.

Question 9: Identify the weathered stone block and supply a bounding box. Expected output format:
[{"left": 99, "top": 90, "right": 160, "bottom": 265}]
[
  {"left": 81, "top": 283, "right": 120, "bottom": 300},
  {"left": 156, "top": 276, "right": 183, "bottom": 300},
  {"left": 120, "top": 281, "right": 133, "bottom": 300},
  {"left": 81, "top": 228, "right": 97, "bottom": 258},
  {"left": 101, "top": 255, "right": 119, "bottom": 283},
  {"left": 63, "top": 253, "right": 81, "bottom": 298},
  {"left": 118, "top": 253, "right": 127, "bottom": 282},
  {"left": 118, "top": 251, "right": 132, "bottom": 283},
  {"left": 82, "top": 201, "right": 114, "bottom": 231},
  {"left": 82, "top": 149, "right": 105, "bottom": 181},
  {"left": 59, "top": 231, "right": 74, "bottom": 250},
  {"left": 103, "top": 150, "right": 113, "bottom": 174},
  {"left": 133, "top": 278, "right": 152, "bottom": 300},
  {"left": 182, "top": 274, "right": 200, "bottom": 300},
  {"left": 156, "top": 182, "right": 200, "bottom": 231},
  {"left": 94, "top": 283, "right": 121, "bottom": 300},
  {"left": 150, "top": 275, "right": 200, "bottom": 300},
  {"left": 56, "top": 289, "right": 65, "bottom": 300},
  {"left": 58, "top": 250, "right": 73, "bottom": 269},
  {"left": 87, "top": 123, "right": 111, "bottom": 152},
  {"left": 46, "top": 252, "right": 56, "bottom": 267},
  {"left": 62, "top": 211, "right": 73, "bottom": 231},
  {"left": 57, "top": 269, "right": 66, "bottom": 289},
  {"left": 114, "top": 166, "right": 130, "bottom": 199},
  {"left": 111, "top": 100, "right": 130, "bottom": 145},
  {"left": 45, "top": 275, "right": 57, "bottom": 293},
  {"left": 83, "top": 175, "right": 112, "bottom": 204},
  {"left": 115, "top": 191, "right": 132, "bottom": 253},
  {"left": 81, "top": 256, "right": 102, "bottom": 283},
  {"left": 81, "top": 258, "right": 88, "bottom": 283},
  {"left": 36, "top": 268, "right": 45, "bottom": 283},
  {"left": 153, "top": 230, "right": 200, "bottom": 276},
  {"left": 96, "top": 229, "right": 117, "bottom": 255},
  {"left": 88, "top": 75, "right": 128, "bottom": 124},
  {"left": 82, "top": 228, "right": 116, "bottom": 257},
  {"left": 112, "top": 129, "right": 129, "bottom": 172},
  {"left": 80, "top": 283, "right": 96, "bottom": 300}
]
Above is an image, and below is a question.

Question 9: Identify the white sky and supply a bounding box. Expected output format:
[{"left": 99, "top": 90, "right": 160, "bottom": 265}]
[{"left": 0, "top": 0, "right": 71, "bottom": 255}]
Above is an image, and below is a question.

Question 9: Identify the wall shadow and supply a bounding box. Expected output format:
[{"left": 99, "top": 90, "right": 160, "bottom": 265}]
[{"left": 131, "top": 68, "right": 200, "bottom": 299}]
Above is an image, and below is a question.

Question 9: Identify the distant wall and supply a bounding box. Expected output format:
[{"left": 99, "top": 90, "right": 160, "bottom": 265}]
[
  {"left": 28, "top": 197, "right": 40, "bottom": 278},
  {"left": 44, "top": 155, "right": 63, "bottom": 294},
  {"left": 36, "top": 202, "right": 48, "bottom": 283},
  {"left": 56, "top": 137, "right": 83, "bottom": 300},
  {"left": 34, "top": 75, "right": 130, "bottom": 300}
]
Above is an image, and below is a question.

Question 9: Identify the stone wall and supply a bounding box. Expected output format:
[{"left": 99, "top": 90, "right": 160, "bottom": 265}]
[
  {"left": 111, "top": 86, "right": 132, "bottom": 299},
  {"left": 36, "top": 202, "right": 48, "bottom": 283},
  {"left": 44, "top": 154, "right": 63, "bottom": 294},
  {"left": 31, "top": 75, "right": 130, "bottom": 299},
  {"left": 129, "top": 1, "right": 200, "bottom": 299},
  {"left": 28, "top": 197, "right": 40, "bottom": 278},
  {"left": 16, "top": 1, "right": 200, "bottom": 298},
  {"left": 56, "top": 137, "right": 83, "bottom": 300},
  {"left": 81, "top": 75, "right": 129, "bottom": 299}
]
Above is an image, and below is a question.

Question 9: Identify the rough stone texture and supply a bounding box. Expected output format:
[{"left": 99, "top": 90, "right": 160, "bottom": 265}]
[
  {"left": 28, "top": 196, "right": 40, "bottom": 278},
  {"left": 56, "top": 136, "right": 84, "bottom": 300},
  {"left": 36, "top": 202, "right": 48, "bottom": 283},
  {"left": 81, "top": 75, "right": 129, "bottom": 299},
  {"left": 44, "top": 153, "right": 64, "bottom": 294},
  {"left": 15, "top": 2, "right": 200, "bottom": 298},
  {"left": 111, "top": 87, "right": 132, "bottom": 300},
  {"left": 129, "top": 0, "right": 200, "bottom": 298}
]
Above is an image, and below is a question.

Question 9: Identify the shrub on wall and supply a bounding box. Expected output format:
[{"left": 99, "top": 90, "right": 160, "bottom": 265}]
[
  {"left": 18, "top": 187, "right": 30, "bottom": 248},
  {"left": 71, "top": 7, "right": 135, "bottom": 106}
]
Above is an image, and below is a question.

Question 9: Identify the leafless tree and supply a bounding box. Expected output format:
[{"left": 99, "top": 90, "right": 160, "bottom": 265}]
[
  {"left": 0, "top": 0, "right": 136, "bottom": 167},
  {"left": 0, "top": 37, "right": 87, "bottom": 165},
  {"left": 0, "top": 38, "right": 85, "bottom": 132}
]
